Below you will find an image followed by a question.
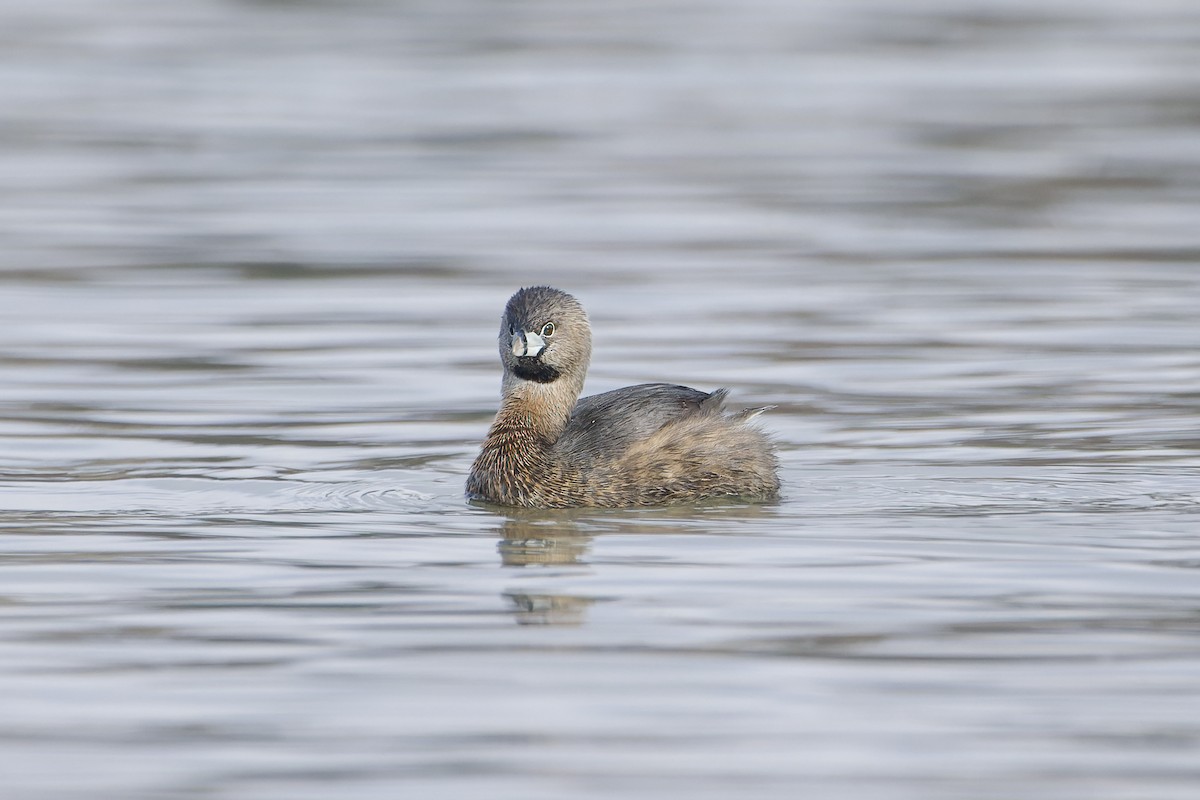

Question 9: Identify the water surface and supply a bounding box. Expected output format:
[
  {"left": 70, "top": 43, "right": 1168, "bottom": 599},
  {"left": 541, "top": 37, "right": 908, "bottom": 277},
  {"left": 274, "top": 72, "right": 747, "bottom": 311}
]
[{"left": 2, "top": 1, "right": 1200, "bottom": 798}]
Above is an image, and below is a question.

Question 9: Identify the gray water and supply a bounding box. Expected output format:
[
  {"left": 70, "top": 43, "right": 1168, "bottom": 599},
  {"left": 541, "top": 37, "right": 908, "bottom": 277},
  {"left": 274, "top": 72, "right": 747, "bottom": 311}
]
[{"left": 3, "top": 1, "right": 1200, "bottom": 798}]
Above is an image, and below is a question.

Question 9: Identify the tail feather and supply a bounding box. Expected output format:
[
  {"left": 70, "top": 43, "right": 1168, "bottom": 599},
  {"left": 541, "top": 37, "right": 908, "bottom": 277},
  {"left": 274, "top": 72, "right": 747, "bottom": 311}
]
[
  {"left": 700, "top": 388, "right": 773, "bottom": 422},
  {"left": 736, "top": 405, "right": 775, "bottom": 421},
  {"left": 699, "top": 388, "right": 730, "bottom": 413}
]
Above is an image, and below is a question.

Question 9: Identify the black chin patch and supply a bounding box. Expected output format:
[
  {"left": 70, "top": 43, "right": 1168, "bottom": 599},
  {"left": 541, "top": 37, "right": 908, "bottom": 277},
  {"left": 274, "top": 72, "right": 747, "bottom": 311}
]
[{"left": 512, "top": 358, "right": 561, "bottom": 384}]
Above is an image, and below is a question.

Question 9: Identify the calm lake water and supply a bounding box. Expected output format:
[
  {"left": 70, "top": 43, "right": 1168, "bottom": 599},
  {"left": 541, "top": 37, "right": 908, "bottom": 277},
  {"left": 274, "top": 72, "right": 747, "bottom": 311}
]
[{"left": 3, "top": 1, "right": 1200, "bottom": 798}]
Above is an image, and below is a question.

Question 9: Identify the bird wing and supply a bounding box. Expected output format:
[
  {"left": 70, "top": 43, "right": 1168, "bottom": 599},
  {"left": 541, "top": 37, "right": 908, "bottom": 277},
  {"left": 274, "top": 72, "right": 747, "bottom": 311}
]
[{"left": 559, "top": 383, "right": 725, "bottom": 457}]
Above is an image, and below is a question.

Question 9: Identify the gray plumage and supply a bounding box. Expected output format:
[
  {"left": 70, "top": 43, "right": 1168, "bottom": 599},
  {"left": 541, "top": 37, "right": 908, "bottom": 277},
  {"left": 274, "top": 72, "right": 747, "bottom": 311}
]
[{"left": 467, "top": 287, "right": 780, "bottom": 508}]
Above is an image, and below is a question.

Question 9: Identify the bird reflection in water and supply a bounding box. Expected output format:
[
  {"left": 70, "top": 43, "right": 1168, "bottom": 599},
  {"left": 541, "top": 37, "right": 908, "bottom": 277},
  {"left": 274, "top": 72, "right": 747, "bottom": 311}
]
[
  {"left": 496, "top": 512, "right": 595, "bottom": 625},
  {"left": 491, "top": 503, "right": 780, "bottom": 625}
]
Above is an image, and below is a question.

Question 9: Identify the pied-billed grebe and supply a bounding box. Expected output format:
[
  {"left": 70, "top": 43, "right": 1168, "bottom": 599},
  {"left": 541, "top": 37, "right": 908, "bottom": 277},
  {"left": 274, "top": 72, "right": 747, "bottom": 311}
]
[{"left": 467, "top": 287, "right": 780, "bottom": 508}]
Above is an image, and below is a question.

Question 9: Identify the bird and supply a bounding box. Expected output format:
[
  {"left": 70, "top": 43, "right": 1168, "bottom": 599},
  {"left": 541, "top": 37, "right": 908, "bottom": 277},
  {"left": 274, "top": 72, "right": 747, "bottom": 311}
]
[{"left": 467, "top": 286, "right": 780, "bottom": 508}]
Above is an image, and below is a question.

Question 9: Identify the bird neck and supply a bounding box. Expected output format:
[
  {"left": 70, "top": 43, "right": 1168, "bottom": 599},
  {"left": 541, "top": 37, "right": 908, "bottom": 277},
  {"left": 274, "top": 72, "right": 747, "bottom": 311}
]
[{"left": 492, "top": 379, "right": 576, "bottom": 444}]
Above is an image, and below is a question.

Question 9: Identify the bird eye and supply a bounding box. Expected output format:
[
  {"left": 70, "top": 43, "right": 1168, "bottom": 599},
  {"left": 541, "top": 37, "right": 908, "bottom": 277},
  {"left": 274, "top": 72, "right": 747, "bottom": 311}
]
[{"left": 540, "top": 322, "right": 555, "bottom": 337}]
